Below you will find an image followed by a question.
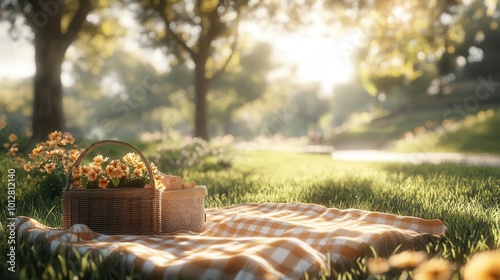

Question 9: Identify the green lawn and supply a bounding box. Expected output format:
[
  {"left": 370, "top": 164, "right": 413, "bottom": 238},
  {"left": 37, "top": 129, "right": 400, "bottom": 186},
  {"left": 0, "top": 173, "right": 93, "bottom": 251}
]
[{"left": 1, "top": 151, "right": 500, "bottom": 279}]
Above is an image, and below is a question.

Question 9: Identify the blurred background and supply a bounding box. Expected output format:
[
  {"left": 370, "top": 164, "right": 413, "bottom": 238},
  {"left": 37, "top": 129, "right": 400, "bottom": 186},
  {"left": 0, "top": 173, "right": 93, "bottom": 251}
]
[{"left": 1, "top": 0, "right": 500, "bottom": 153}]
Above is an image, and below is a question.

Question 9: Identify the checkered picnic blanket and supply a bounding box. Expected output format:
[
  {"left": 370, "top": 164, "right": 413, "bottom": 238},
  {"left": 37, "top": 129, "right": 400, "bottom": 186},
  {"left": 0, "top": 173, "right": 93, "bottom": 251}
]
[{"left": 16, "top": 203, "right": 446, "bottom": 279}]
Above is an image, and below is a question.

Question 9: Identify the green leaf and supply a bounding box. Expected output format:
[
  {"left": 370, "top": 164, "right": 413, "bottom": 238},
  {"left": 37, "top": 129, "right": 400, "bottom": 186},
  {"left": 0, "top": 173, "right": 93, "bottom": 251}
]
[
  {"left": 81, "top": 177, "right": 87, "bottom": 189},
  {"left": 112, "top": 178, "right": 120, "bottom": 187}
]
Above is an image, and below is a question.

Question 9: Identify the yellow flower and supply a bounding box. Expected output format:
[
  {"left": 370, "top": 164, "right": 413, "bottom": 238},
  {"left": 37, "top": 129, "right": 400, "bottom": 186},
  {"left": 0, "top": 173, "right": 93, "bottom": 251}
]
[
  {"left": 389, "top": 251, "right": 427, "bottom": 269},
  {"left": 150, "top": 162, "right": 158, "bottom": 173},
  {"left": 106, "top": 165, "right": 115, "bottom": 178},
  {"left": 153, "top": 179, "right": 165, "bottom": 190},
  {"left": 98, "top": 178, "right": 108, "bottom": 189},
  {"left": 23, "top": 163, "right": 32, "bottom": 172},
  {"left": 92, "top": 155, "right": 109, "bottom": 167},
  {"left": 71, "top": 178, "right": 82, "bottom": 189},
  {"left": 123, "top": 152, "right": 141, "bottom": 165},
  {"left": 79, "top": 165, "right": 91, "bottom": 177},
  {"left": 44, "top": 163, "right": 56, "bottom": 174},
  {"left": 48, "top": 131, "right": 62, "bottom": 142},
  {"left": 413, "top": 258, "right": 453, "bottom": 280},
  {"left": 108, "top": 166, "right": 126, "bottom": 179},
  {"left": 91, "top": 163, "right": 103, "bottom": 176},
  {"left": 462, "top": 250, "right": 500, "bottom": 280},
  {"left": 367, "top": 258, "right": 390, "bottom": 275},
  {"left": 68, "top": 149, "right": 80, "bottom": 161},
  {"left": 7, "top": 147, "right": 18, "bottom": 156},
  {"left": 8, "top": 134, "right": 17, "bottom": 142},
  {"left": 135, "top": 161, "right": 146, "bottom": 171},
  {"left": 72, "top": 167, "right": 81, "bottom": 177},
  {"left": 154, "top": 173, "right": 163, "bottom": 181},
  {"left": 132, "top": 168, "right": 143, "bottom": 178},
  {"left": 61, "top": 132, "right": 75, "bottom": 145},
  {"left": 109, "top": 159, "right": 120, "bottom": 168},
  {"left": 30, "top": 146, "right": 44, "bottom": 158},
  {"left": 87, "top": 170, "right": 98, "bottom": 181}
]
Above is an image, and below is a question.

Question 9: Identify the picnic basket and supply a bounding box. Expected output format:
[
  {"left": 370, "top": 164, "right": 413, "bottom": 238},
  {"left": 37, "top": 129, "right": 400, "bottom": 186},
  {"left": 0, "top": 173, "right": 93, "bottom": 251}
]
[
  {"left": 62, "top": 140, "right": 161, "bottom": 235},
  {"left": 161, "top": 181, "right": 207, "bottom": 233}
]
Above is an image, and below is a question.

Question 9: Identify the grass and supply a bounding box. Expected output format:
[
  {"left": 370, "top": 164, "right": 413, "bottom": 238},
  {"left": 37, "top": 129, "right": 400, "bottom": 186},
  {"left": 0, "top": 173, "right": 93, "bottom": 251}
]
[
  {"left": 1, "top": 151, "right": 500, "bottom": 279},
  {"left": 394, "top": 108, "right": 500, "bottom": 154}
]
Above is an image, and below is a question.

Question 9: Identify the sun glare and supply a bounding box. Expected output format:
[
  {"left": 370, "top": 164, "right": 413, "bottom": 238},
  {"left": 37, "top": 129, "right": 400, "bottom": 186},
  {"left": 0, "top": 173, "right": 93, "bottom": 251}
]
[{"left": 242, "top": 21, "right": 355, "bottom": 96}]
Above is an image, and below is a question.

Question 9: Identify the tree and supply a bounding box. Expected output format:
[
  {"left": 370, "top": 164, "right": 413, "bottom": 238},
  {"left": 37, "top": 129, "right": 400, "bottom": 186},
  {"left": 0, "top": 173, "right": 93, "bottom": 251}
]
[
  {"left": 210, "top": 42, "right": 275, "bottom": 135},
  {"left": 131, "top": 0, "right": 306, "bottom": 140},
  {"left": 1, "top": 1, "right": 122, "bottom": 140},
  {"left": 327, "top": 0, "right": 471, "bottom": 97}
]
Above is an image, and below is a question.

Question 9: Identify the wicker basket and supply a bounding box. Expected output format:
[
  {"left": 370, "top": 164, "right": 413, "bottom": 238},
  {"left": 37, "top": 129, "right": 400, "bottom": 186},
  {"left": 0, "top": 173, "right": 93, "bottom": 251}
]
[
  {"left": 62, "top": 140, "right": 161, "bottom": 235},
  {"left": 161, "top": 186, "right": 207, "bottom": 233}
]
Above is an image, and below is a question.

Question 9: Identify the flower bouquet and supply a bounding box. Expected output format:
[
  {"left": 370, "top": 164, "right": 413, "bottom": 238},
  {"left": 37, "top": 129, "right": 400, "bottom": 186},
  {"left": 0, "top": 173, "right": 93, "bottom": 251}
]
[{"left": 70, "top": 153, "right": 166, "bottom": 190}]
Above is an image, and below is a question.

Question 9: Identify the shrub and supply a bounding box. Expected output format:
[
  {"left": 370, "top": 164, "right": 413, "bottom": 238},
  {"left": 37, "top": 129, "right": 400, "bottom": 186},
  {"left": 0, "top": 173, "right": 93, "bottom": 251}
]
[{"left": 152, "top": 131, "right": 234, "bottom": 173}]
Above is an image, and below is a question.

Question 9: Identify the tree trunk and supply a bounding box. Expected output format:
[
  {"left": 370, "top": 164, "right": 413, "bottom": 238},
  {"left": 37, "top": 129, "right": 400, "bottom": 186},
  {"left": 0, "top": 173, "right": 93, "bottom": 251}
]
[
  {"left": 194, "top": 60, "right": 210, "bottom": 140},
  {"left": 32, "top": 36, "right": 65, "bottom": 140}
]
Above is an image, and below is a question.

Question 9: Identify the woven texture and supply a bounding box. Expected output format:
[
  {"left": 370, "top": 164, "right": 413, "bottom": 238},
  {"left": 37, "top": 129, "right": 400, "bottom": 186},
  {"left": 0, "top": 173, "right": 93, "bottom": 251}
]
[
  {"left": 18, "top": 203, "right": 447, "bottom": 280},
  {"left": 162, "top": 196, "right": 205, "bottom": 232},
  {"left": 63, "top": 188, "right": 161, "bottom": 235},
  {"left": 62, "top": 140, "right": 161, "bottom": 235}
]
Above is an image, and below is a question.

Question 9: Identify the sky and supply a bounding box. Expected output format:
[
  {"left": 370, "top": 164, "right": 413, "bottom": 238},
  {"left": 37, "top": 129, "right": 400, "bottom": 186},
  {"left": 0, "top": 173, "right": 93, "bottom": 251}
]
[{"left": 0, "top": 16, "right": 356, "bottom": 95}]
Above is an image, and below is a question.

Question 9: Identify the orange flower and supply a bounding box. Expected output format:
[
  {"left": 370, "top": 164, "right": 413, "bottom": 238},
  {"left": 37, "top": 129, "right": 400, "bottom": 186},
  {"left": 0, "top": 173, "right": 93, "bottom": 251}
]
[
  {"left": 44, "top": 163, "right": 56, "bottom": 174},
  {"left": 87, "top": 170, "right": 98, "bottom": 181},
  {"left": 61, "top": 132, "right": 75, "bottom": 145},
  {"left": 123, "top": 152, "right": 141, "bottom": 165},
  {"left": 135, "top": 162, "right": 146, "bottom": 171},
  {"left": 92, "top": 155, "right": 109, "bottom": 167},
  {"left": 413, "top": 258, "right": 453, "bottom": 280},
  {"left": 389, "top": 251, "right": 427, "bottom": 269},
  {"left": 30, "top": 146, "right": 44, "bottom": 158},
  {"left": 106, "top": 165, "right": 114, "bottom": 178},
  {"left": 23, "top": 163, "right": 32, "bottom": 172},
  {"left": 98, "top": 178, "right": 108, "bottom": 189},
  {"left": 26, "top": 131, "right": 33, "bottom": 137},
  {"left": 7, "top": 147, "right": 18, "bottom": 156},
  {"left": 462, "top": 250, "right": 500, "bottom": 280},
  {"left": 79, "top": 165, "right": 91, "bottom": 176},
  {"left": 8, "top": 134, "right": 17, "bottom": 142},
  {"left": 48, "top": 131, "right": 62, "bottom": 142},
  {"left": 3, "top": 143, "right": 9, "bottom": 148},
  {"left": 132, "top": 168, "right": 143, "bottom": 178},
  {"left": 153, "top": 179, "right": 165, "bottom": 190},
  {"left": 68, "top": 149, "right": 80, "bottom": 161},
  {"left": 109, "top": 159, "right": 120, "bottom": 168},
  {"left": 150, "top": 162, "right": 158, "bottom": 173},
  {"left": 0, "top": 121, "right": 6, "bottom": 129},
  {"left": 91, "top": 164, "right": 103, "bottom": 176}
]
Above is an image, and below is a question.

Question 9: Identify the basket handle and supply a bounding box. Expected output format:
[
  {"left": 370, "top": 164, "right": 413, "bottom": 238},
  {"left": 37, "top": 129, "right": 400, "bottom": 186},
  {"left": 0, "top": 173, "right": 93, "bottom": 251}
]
[{"left": 65, "top": 140, "right": 156, "bottom": 192}]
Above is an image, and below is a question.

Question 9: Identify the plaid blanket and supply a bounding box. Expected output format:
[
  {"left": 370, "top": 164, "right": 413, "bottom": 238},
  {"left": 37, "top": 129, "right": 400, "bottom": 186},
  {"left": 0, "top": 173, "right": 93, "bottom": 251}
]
[{"left": 16, "top": 203, "right": 446, "bottom": 279}]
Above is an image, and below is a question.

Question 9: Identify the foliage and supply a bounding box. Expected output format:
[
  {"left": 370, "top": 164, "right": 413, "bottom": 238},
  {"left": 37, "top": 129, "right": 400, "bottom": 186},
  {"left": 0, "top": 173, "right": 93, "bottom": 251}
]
[
  {"left": 152, "top": 129, "right": 234, "bottom": 173},
  {"left": 394, "top": 108, "right": 500, "bottom": 153}
]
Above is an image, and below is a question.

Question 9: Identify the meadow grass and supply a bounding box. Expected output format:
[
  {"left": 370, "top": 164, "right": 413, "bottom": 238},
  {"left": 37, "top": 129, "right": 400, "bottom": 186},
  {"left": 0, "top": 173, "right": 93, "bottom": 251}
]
[{"left": 1, "top": 151, "right": 500, "bottom": 279}]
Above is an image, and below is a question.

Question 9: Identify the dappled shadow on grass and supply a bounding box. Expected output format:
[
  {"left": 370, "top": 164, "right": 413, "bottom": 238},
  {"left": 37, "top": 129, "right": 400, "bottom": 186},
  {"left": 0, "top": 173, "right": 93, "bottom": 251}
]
[{"left": 299, "top": 177, "right": 377, "bottom": 209}]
